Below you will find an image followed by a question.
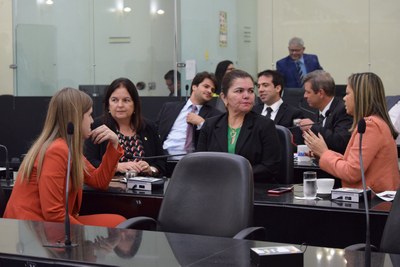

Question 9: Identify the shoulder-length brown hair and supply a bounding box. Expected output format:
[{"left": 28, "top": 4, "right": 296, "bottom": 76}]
[
  {"left": 103, "top": 77, "right": 144, "bottom": 131},
  {"left": 19, "top": 88, "right": 93, "bottom": 190},
  {"left": 348, "top": 72, "right": 398, "bottom": 139}
]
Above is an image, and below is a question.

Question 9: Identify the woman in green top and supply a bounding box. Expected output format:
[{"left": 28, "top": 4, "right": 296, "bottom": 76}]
[{"left": 197, "top": 69, "right": 281, "bottom": 183}]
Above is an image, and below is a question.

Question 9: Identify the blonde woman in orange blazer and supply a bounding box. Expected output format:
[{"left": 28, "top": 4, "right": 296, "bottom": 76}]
[
  {"left": 303, "top": 73, "right": 399, "bottom": 193},
  {"left": 4, "top": 88, "right": 126, "bottom": 227}
]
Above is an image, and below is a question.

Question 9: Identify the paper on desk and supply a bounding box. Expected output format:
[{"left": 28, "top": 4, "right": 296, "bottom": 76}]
[
  {"left": 294, "top": 196, "right": 322, "bottom": 200},
  {"left": 376, "top": 191, "right": 396, "bottom": 201}
]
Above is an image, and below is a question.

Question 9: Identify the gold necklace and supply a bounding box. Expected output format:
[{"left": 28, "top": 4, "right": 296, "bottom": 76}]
[{"left": 229, "top": 126, "right": 241, "bottom": 145}]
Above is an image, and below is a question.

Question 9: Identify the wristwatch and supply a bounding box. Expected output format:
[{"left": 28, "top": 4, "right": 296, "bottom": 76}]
[{"left": 149, "top": 166, "right": 159, "bottom": 177}]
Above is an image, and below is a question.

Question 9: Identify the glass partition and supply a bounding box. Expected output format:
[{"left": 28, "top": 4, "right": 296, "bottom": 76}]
[{"left": 11, "top": 0, "right": 258, "bottom": 97}]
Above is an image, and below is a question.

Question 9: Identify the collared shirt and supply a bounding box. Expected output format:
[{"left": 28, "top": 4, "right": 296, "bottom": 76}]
[
  {"left": 389, "top": 100, "right": 400, "bottom": 144},
  {"left": 163, "top": 99, "right": 202, "bottom": 159},
  {"left": 261, "top": 99, "right": 283, "bottom": 121},
  {"left": 320, "top": 98, "right": 334, "bottom": 127}
]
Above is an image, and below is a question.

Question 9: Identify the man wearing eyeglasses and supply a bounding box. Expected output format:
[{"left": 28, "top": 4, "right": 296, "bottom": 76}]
[{"left": 276, "top": 37, "right": 323, "bottom": 88}]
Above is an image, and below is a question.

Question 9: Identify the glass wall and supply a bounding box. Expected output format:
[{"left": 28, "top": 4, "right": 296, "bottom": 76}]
[{"left": 10, "top": 0, "right": 257, "bottom": 96}]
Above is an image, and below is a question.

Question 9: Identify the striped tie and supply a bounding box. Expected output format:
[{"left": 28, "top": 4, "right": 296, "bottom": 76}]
[
  {"left": 184, "top": 105, "right": 197, "bottom": 152},
  {"left": 296, "top": 61, "right": 304, "bottom": 86}
]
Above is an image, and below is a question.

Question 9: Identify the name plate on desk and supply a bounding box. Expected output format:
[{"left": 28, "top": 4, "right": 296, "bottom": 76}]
[
  {"left": 250, "top": 245, "right": 303, "bottom": 267},
  {"left": 331, "top": 188, "right": 371, "bottom": 203},
  {"left": 127, "top": 177, "right": 164, "bottom": 191}
]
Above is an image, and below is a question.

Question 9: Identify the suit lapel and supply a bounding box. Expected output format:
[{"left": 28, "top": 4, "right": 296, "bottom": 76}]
[
  {"left": 166, "top": 102, "right": 186, "bottom": 132},
  {"left": 274, "top": 103, "right": 286, "bottom": 124},
  {"left": 325, "top": 97, "right": 338, "bottom": 127},
  {"left": 253, "top": 102, "right": 264, "bottom": 115},
  {"left": 213, "top": 114, "right": 229, "bottom": 152},
  {"left": 235, "top": 113, "right": 254, "bottom": 154}
]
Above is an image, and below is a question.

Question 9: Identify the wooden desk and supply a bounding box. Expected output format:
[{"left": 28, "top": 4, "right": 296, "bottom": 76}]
[{"left": 0, "top": 218, "right": 397, "bottom": 266}]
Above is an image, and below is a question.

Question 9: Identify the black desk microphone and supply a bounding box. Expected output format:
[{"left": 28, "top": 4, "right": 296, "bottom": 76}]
[
  {"left": 125, "top": 153, "right": 187, "bottom": 160},
  {"left": 0, "top": 144, "right": 10, "bottom": 180},
  {"left": 358, "top": 118, "right": 370, "bottom": 267}
]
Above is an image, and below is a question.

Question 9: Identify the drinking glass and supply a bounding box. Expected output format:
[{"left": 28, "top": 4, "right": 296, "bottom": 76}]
[{"left": 303, "top": 171, "right": 317, "bottom": 199}]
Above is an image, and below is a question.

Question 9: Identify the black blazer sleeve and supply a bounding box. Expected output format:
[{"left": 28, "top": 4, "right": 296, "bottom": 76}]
[
  {"left": 311, "top": 98, "right": 353, "bottom": 154},
  {"left": 84, "top": 117, "right": 108, "bottom": 168},
  {"left": 140, "top": 119, "right": 167, "bottom": 177}
]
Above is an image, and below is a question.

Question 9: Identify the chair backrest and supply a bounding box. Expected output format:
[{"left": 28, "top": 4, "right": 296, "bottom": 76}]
[
  {"left": 379, "top": 187, "right": 400, "bottom": 253},
  {"left": 275, "top": 125, "right": 294, "bottom": 184},
  {"left": 158, "top": 152, "right": 254, "bottom": 238},
  {"left": 0, "top": 184, "right": 7, "bottom": 218}
]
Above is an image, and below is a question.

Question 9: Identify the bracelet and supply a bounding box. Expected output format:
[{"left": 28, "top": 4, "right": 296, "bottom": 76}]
[{"left": 149, "top": 166, "right": 159, "bottom": 177}]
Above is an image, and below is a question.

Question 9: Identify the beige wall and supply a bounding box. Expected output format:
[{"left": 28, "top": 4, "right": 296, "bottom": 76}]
[
  {"left": 0, "top": 0, "right": 13, "bottom": 95},
  {"left": 257, "top": 0, "right": 400, "bottom": 96}
]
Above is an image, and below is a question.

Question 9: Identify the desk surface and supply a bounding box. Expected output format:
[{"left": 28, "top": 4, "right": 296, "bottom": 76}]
[
  {"left": 1, "top": 179, "right": 392, "bottom": 249},
  {"left": 0, "top": 218, "right": 397, "bottom": 267}
]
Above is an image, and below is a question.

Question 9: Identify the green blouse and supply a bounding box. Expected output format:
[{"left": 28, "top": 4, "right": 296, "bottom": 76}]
[{"left": 227, "top": 126, "right": 241, "bottom": 154}]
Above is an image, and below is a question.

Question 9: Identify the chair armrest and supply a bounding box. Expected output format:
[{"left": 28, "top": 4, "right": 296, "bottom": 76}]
[
  {"left": 233, "top": 226, "right": 266, "bottom": 241},
  {"left": 116, "top": 216, "right": 157, "bottom": 230}
]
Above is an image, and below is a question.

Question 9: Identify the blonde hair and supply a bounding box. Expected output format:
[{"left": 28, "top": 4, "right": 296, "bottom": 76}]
[
  {"left": 18, "top": 88, "right": 93, "bottom": 190},
  {"left": 348, "top": 72, "right": 398, "bottom": 139}
]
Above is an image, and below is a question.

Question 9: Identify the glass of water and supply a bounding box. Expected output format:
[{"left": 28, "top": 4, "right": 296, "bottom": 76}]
[{"left": 303, "top": 171, "right": 317, "bottom": 199}]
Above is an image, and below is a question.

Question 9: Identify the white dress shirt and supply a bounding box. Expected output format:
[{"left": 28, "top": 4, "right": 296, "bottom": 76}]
[{"left": 163, "top": 99, "right": 202, "bottom": 159}]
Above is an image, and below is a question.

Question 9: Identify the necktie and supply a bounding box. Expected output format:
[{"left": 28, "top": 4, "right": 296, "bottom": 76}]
[
  {"left": 296, "top": 61, "right": 304, "bottom": 86},
  {"left": 319, "top": 114, "right": 325, "bottom": 126},
  {"left": 184, "top": 105, "right": 197, "bottom": 152},
  {"left": 266, "top": 107, "right": 273, "bottom": 119}
]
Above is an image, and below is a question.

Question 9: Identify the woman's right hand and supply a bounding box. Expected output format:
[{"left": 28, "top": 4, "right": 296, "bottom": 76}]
[
  {"left": 117, "top": 161, "right": 151, "bottom": 174},
  {"left": 90, "top": 124, "right": 119, "bottom": 149}
]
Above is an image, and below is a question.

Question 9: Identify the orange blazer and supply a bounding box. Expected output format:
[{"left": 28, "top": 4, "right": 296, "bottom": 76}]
[
  {"left": 319, "top": 116, "right": 400, "bottom": 193},
  {"left": 4, "top": 138, "right": 123, "bottom": 224}
]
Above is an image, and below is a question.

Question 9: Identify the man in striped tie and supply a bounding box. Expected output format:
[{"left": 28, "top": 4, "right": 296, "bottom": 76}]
[{"left": 276, "top": 37, "right": 323, "bottom": 88}]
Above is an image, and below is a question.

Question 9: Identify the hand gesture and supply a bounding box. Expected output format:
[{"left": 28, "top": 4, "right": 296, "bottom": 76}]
[{"left": 90, "top": 124, "right": 119, "bottom": 148}]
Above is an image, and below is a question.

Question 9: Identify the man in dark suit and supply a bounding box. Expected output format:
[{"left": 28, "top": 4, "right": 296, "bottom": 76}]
[
  {"left": 276, "top": 37, "right": 323, "bottom": 88},
  {"left": 156, "top": 71, "right": 221, "bottom": 159},
  {"left": 164, "top": 69, "right": 181, "bottom": 97},
  {"left": 299, "top": 70, "right": 353, "bottom": 154},
  {"left": 253, "top": 69, "right": 304, "bottom": 144}
]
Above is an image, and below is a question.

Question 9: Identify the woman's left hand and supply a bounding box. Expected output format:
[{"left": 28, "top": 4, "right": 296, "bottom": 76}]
[{"left": 303, "top": 129, "right": 329, "bottom": 158}]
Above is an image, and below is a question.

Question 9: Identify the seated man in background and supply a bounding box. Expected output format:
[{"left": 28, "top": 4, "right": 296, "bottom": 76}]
[
  {"left": 276, "top": 37, "right": 323, "bottom": 88},
  {"left": 156, "top": 71, "right": 221, "bottom": 160},
  {"left": 298, "top": 70, "right": 353, "bottom": 154},
  {"left": 253, "top": 69, "right": 304, "bottom": 145},
  {"left": 164, "top": 69, "right": 181, "bottom": 97}
]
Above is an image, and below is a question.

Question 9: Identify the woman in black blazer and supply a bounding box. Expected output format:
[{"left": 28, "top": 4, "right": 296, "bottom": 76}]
[
  {"left": 197, "top": 70, "right": 281, "bottom": 183},
  {"left": 85, "top": 78, "right": 166, "bottom": 177}
]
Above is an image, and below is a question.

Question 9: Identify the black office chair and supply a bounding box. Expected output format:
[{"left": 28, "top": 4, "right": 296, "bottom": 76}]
[
  {"left": 275, "top": 125, "right": 294, "bottom": 184},
  {"left": 117, "top": 152, "right": 265, "bottom": 240},
  {"left": 0, "top": 184, "right": 7, "bottom": 218},
  {"left": 346, "top": 187, "right": 400, "bottom": 254}
]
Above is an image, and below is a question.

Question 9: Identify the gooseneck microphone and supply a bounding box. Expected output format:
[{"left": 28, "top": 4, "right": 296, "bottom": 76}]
[
  {"left": 44, "top": 122, "right": 78, "bottom": 248},
  {"left": 0, "top": 144, "right": 10, "bottom": 180},
  {"left": 358, "top": 118, "right": 370, "bottom": 267},
  {"left": 125, "top": 153, "right": 187, "bottom": 160}
]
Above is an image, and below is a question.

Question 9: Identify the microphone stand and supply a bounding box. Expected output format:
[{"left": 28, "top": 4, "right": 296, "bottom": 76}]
[
  {"left": 358, "top": 118, "right": 370, "bottom": 267},
  {"left": 44, "top": 122, "right": 78, "bottom": 248},
  {"left": 185, "top": 84, "right": 189, "bottom": 101}
]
